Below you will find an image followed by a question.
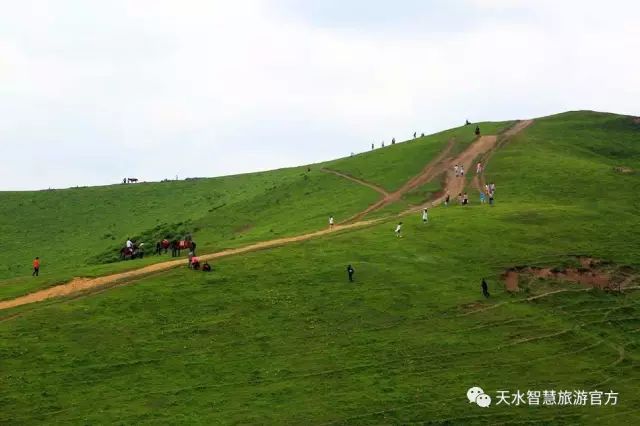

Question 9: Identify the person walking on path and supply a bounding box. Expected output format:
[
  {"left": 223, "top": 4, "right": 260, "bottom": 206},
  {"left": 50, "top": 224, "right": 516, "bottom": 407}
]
[
  {"left": 394, "top": 222, "right": 403, "bottom": 237},
  {"left": 460, "top": 165, "right": 465, "bottom": 177},
  {"left": 476, "top": 162, "right": 482, "bottom": 174},
  {"left": 489, "top": 191, "right": 495, "bottom": 206},
  {"left": 32, "top": 257, "right": 40, "bottom": 277},
  {"left": 462, "top": 192, "right": 469, "bottom": 205},
  {"left": 445, "top": 193, "right": 450, "bottom": 207},
  {"left": 422, "top": 208, "right": 429, "bottom": 223},
  {"left": 480, "top": 191, "right": 486, "bottom": 204},
  {"left": 347, "top": 264, "right": 355, "bottom": 282},
  {"left": 482, "top": 278, "right": 490, "bottom": 298},
  {"left": 454, "top": 164, "right": 459, "bottom": 177},
  {"left": 329, "top": 216, "right": 335, "bottom": 230}
]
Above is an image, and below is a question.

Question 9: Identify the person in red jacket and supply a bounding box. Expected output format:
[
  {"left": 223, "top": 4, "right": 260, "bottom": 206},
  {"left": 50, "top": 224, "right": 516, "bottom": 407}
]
[{"left": 32, "top": 257, "right": 40, "bottom": 277}]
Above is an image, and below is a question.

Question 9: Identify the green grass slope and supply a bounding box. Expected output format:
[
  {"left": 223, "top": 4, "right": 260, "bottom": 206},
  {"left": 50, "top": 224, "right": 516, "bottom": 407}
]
[
  {"left": 1, "top": 111, "right": 640, "bottom": 424},
  {"left": 324, "top": 121, "right": 513, "bottom": 192},
  {"left": 0, "top": 167, "right": 380, "bottom": 300}
]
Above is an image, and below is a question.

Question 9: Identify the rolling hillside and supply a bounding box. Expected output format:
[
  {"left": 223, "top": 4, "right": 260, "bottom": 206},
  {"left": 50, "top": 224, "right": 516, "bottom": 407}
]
[{"left": 1, "top": 111, "right": 640, "bottom": 424}]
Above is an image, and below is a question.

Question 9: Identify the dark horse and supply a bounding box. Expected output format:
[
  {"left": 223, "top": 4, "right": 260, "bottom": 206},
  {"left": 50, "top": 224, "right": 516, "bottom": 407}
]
[
  {"left": 127, "top": 178, "right": 139, "bottom": 183},
  {"left": 171, "top": 239, "right": 193, "bottom": 257},
  {"left": 155, "top": 238, "right": 170, "bottom": 255},
  {"left": 120, "top": 244, "right": 143, "bottom": 260}
]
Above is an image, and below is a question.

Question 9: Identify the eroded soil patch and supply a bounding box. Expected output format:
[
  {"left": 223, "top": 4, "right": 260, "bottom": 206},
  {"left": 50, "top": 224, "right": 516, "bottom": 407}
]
[{"left": 503, "top": 257, "right": 635, "bottom": 292}]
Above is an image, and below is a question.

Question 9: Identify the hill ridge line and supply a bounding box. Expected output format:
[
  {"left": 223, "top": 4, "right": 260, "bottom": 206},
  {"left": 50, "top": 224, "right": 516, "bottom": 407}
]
[{"left": 0, "top": 121, "right": 532, "bottom": 311}]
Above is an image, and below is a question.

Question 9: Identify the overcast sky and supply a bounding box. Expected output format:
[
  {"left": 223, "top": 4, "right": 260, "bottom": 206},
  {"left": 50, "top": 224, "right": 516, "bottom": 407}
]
[{"left": 1, "top": 0, "right": 638, "bottom": 190}]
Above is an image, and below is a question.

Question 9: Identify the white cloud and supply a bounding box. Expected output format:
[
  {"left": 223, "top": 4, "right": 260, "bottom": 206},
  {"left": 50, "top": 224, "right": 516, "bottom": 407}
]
[{"left": 0, "top": 0, "right": 638, "bottom": 189}]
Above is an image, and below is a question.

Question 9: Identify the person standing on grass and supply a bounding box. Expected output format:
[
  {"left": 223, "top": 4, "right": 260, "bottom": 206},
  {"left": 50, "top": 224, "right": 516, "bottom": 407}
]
[
  {"left": 347, "top": 264, "right": 355, "bottom": 282},
  {"left": 482, "top": 278, "right": 490, "bottom": 298},
  {"left": 490, "top": 182, "right": 496, "bottom": 193},
  {"left": 422, "top": 208, "right": 429, "bottom": 223},
  {"left": 126, "top": 237, "right": 133, "bottom": 249},
  {"left": 395, "top": 222, "right": 403, "bottom": 237},
  {"left": 476, "top": 162, "right": 482, "bottom": 174},
  {"left": 445, "top": 193, "right": 450, "bottom": 207},
  {"left": 188, "top": 250, "right": 194, "bottom": 268},
  {"left": 484, "top": 184, "right": 490, "bottom": 194},
  {"left": 329, "top": 216, "right": 335, "bottom": 230},
  {"left": 480, "top": 191, "right": 486, "bottom": 204},
  {"left": 32, "top": 257, "right": 40, "bottom": 277},
  {"left": 371, "top": 143, "right": 374, "bottom": 150},
  {"left": 462, "top": 192, "right": 469, "bottom": 205},
  {"left": 489, "top": 191, "right": 495, "bottom": 206}
]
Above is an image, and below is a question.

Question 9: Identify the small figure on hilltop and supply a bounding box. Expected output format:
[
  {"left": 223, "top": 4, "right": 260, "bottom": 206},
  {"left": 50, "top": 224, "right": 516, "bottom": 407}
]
[
  {"left": 202, "top": 261, "right": 212, "bottom": 272},
  {"left": 422, "top": 208, "right": 429, "bottom": 223},
  {"left": 32, "top": 257, "right": 40, "bottom": 277},
  {"left": 466, "top": 119, "right": 471, "bottom": 126},
  {"left": 392, "top": 138, "right": 396, "bottom": 145},
  {"left": 475, "top": 125, "right": 480, "bottom": 136},
  {"left": 122, "top": 177, "right": 127, "bottom": 184},
  {"left": 329, "top": 215, "right": 335, "bottom": 230},
  {"left": 482, "top": 278, "right": 490, "bottom": 298},
  {"left": 371, "top": 143, "right": 374, "bottom": 150},
  {"left": 413, "top": 132, "right": 417, "bottom": 139},
  {"left": 347, "top": 264, "right": 355, "bottom": 282},
  {"left": 421, "top": 132, "right": 425, "bottom": 137},
  {"left": 382, "top": 141, "right": 385, "bottom": 148},
  {"left": 395, "top": 222, "right": 403, "bottom": 238}
]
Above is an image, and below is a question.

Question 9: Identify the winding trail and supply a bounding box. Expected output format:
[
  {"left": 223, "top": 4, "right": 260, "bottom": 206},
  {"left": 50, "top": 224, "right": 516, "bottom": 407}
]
[
  {"left": 0, "top": 120, "right": 534, "bottom": 311},
  {"left": 319, "top": 168, "right": 389, "bottom": 196}
]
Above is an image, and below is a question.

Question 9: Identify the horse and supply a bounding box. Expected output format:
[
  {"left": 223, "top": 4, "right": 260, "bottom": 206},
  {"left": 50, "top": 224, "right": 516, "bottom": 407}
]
[
  {"left": 155, "top": 239, "right": 171, "bottom": 255},
  {"left": 127, "top": 178, "right": 139, "bottom": 183},
  {"left": 171, "top": 239, "right": 192, "bottom": 257}
]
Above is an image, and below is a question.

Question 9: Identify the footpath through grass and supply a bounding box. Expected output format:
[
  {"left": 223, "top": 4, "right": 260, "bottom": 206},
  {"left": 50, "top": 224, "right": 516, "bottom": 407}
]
[{"left": 1, "top": 111, "right": 639, "bottom": 424}]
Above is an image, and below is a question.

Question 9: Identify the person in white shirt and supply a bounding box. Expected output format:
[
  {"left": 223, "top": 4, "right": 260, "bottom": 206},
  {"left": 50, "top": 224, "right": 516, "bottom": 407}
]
[
  {"left": 422, "top": 208, "right": 429, "bottom": 223},
  {"left": 126, "top": 238, "right": 133, "bottom": 249},
  {"left": 454, "top": 164, "right": 459, "bottom": 177},
  {"left": 329, "top": 216, "right": 335, "bottom": 229},
  {"left": 395, "top": 222, "right": 403, "bottom": 237}
]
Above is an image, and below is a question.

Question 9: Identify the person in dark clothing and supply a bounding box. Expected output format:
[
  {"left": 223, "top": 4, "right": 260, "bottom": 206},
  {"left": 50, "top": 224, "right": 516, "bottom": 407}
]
[
  {"left": 191, "top": 241, "right": 197, "bottom": 256},
  {"left": 391, "top": 138, "right": 396, "bottom": 144},
  {"left": 155, "top": 241, "right": 162, "bottom": 255},
  {"left": 481, "top": 278, "right": 490, "bottom": 298},
  {"left": 465, "top": 119, "right": 470, "bottom": 126},
  {"left": 413, "top": 132, "right": 417, "bottom": 139},
  {"left": 347, "top": 265, "right": 355, "bottom": 282},
  {"left": 202, "top": 262, "right": 212, "bottom": 272},
  {"left": 475, "top": 125, "right": 480, "bottom": 136}
]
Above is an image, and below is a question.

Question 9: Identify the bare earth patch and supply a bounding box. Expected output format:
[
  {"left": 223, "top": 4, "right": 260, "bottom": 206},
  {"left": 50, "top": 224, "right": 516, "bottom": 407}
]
[
  {"left": 614, "top": 166, "right": 635, "bottom": 174},
  {"left": 502, "top": 257, "right": 634, "bottom": 292}
]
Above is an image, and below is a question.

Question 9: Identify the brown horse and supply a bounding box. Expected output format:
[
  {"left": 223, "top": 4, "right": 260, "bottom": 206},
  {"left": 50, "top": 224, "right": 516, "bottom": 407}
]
[{"left": 171, "top": 239, "right": 192, "bottom": 257}]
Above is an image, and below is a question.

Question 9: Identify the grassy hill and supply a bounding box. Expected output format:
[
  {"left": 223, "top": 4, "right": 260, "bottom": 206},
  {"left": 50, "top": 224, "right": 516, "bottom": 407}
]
[{"left": 1, "top": 111, "right": 640, "bottom": 424}]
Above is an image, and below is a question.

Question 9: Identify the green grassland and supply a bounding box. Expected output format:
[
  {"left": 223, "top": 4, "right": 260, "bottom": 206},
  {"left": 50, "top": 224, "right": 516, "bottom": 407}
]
[
  {"left": 1, "top": 111, "right": 640, "bottom": 424},
  {"left": 324, "top": 121, "right": 513, "bottom": 192},
  {"left": 0, "top": 167, "right": 381, "bottom": 300}
]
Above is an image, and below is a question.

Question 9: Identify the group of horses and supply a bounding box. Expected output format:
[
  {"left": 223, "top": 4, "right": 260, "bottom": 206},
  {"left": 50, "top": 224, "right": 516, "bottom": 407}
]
[
  {"left": 119, "top": 238, "right": 194, "bottom": 261},
  {"left": 122, "top": 178, "right": 139, "bottom": 183},
  {"left": 155, "top": 239, "right": 195, "bottom": 257}
]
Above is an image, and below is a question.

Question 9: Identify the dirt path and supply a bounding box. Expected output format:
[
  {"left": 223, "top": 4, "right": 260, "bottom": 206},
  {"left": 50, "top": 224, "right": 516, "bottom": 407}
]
[
  {"left": 0, "top": 219, "right": 382, "bottom": 311},
  {"left": 0, "top": 121, "right": 534, "bottom": 311},
  {"left": 319, "top": 168, "right": 389, "bottom": 196},
  {"left": 342, "top": 137, "right": 457, "bottom": 223}
]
